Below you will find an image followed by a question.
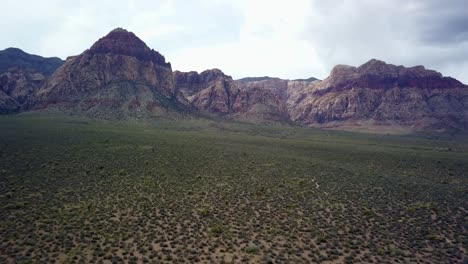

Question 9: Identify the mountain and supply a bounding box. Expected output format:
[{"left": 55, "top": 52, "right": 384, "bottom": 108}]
[
  {"left": 0, "top": 48, "right": 63, "bottom": 113},
  {"left": 174, "top": 69, "right": 290, "bottom": 122},
  {"left": 0, "top": 68, "right": 46, "bottom": 113},
  {"left": 0, "top": 28, "right": 466, "bottom": 133},
  {"left": 0, "top": 48, "right": 63, "bottom": 76},
  {"left": 0, "top": 90, "right": 19, "bottom": 114},
  {"left": 287, "top": 59, "right": 468, "bottom": 132},
  {"left": 31, "top": 28, "right": 181, "bottom": 118}
]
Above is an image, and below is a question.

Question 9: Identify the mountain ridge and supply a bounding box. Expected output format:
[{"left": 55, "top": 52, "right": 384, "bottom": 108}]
[
  {"left": 0, "top": 48, "right": 63, "bottom": 76},
  {"left": 1, "top": 28, "right": 466, "bottom": 133}
]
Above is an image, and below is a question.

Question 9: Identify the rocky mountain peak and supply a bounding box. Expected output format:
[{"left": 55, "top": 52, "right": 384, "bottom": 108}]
[
  {"left": 323, "top": 59, "right": 465, "bottom": 91},
  {"left": 89, "top": 28, "right": 170, "bottom": 68},
  {"left": 199, "top": 69, "right": 229, "bottom": 82},
  {"left": 329, "top": 64, "right": 357, "bottom": 78},
  {"left": 357, "top": 59, "right": 399, "bottom": 76}
]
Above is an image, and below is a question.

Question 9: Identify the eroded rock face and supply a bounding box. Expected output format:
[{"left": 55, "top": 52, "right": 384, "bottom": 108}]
[
  {"left": 0, "top": 90, "right": 19, "bottom": 114},
  {"left": 316, "top": 59, "right": 464, "bottom": 93},
  {"left": 32, "top": 28, "right": 176, "bottom": 117},
  {"left": 287, "top": 59, "right": 468, "bottom": 131},
  {"left": 0, "top": 68, "right": 46, "bottom": 113},
  {"left": 0, "top": 48, "right": 62, "bottom": 113},
  {"left": 231, "top": 86, "right": 290, "bottom": 122},
  {"left": 174, "top": 69, "right": 239, "bottom": 115},
  {"left": 174, "top": 70, "right": 293, "bottom": 122},
  {"left": 236, "top": 77, "right": 289, "bottom": 101},
  {"left": 88, "top": 28, "right": 170, "bottom": 68},
  {"left": 233, "top": 77, "right": 317, "bottom": 122}
]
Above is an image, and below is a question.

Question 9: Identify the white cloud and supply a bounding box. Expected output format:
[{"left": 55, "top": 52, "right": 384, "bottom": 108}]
[
  {"left": 0, "top": 0, "right": 467, "bottom": 83},
  {"left": 169, "top": 0, "right": 325, "bottom": 79}
]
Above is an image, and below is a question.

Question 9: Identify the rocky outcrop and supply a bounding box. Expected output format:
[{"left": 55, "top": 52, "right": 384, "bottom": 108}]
[
  {"left": 0, "top": 48, "right": 62, "bottom": 113},
  {"left": 232, "top": 77, "right": 317, "bottom": 123},
  {"left": 32, "top": 28, "right": 178, "bottom": 118},
  {"left": 1, "top": 68, "right": 45, "bottom": 104},
  {"left": 174, "top": 70, "right": 293, "bottom": 122},
  {"left": 231, "top": 86, "right": 290, "bottom": 123},
  {"left": 0, "top": 68, "right": 46, "bottom": 113},
  {"left": 287, "top": 59, "right": 468, "bottom": 131},
  {"left": 314, "top": 59, "right": 464, "bottom": 93},
  {"left": 236, "top": 77, "right": 288, "bottom": 100},
  {"left": 174, "top": 69, "right": 237, "bottom": 114},
  {"left": 0, "top": 90, "right": 19, "bottom": 114},
  {"left": 174, "top": 69, "right": 242, "bottom": 115}
]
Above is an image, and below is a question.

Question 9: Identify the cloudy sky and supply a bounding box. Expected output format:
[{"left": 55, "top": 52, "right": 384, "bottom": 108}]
[{"left": 2, "top": 0, "right": 467, "bottom": 83}]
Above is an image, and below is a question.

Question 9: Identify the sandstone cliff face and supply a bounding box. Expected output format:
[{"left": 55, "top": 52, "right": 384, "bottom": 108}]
[
  {"left": 236, "top": 77, "right": 289, "bottom": 101},
  {"left": 0, "top": 68, "right": 45, "bottom": 104},
  {"left": 0, "top": 48, "right": 62, "bottom": 114},
  {"left": 0, "top": 90, "right": 19, "bottom": 114},
  {"left": 33, "top": 28, "right": 177, "bottom": 118},
  {"left": 174, "top": 71, "right": 292, "bottom": 122},
  {"left": 0, "top": 68, "right": 46, "bottom": 113},
  {"left": 287, "top": 59, "right": 468, "bottom": 131},
  {"left": 233, "top": 77, "right": 317, "bottom": 122},
  {"left": 174, "top": 69, "right": 237, "bottom": 114},
  {"left": 231, "top": 86, "right": 290, "bottom": 122}
]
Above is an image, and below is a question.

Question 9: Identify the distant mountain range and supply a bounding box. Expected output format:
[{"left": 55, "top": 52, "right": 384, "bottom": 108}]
[
  {"left": 0, "top": 47, "right": 63, "bottom": 75},
  {"left": 1, "top": 28, "right": 467, "bottom": 133}
]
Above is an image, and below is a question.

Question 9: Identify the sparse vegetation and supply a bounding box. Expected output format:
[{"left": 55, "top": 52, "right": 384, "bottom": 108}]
[{"left": 0, "top": 114, "right": 467, "bottom": 263}]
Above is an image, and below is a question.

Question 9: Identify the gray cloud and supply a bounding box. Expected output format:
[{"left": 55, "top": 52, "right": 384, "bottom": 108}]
[
  {"left": 407, "top": 0, "right": 468, "bottom": 44},
  {"left": 304, "top": 0, "right": 468, "bottom": 82}
]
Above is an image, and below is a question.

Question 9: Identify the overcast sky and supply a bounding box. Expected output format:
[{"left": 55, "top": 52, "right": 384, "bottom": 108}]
[{"left": 1, "top": 0, "right": 467, "bottom": 83}]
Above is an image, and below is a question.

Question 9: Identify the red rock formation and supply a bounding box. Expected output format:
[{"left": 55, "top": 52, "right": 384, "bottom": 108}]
[
  {"left": 174, "top": 70, "right": 293, "bottom": 122},
  {"left": 315, "top": 59, "right": 464, "bottom": 94},
  {"left": 32, "top": 28, "right": 177, "bottom": 117},
  {"left": 0, "top": 68, "right": 45, "bottom": 113},
  {"left": 89, "top": 28, "right": 169, "bottom": 67},
  {"left": 287, "top": 59, "right": 468, "bottom": 131},
  {"left": 0, "top": 90, "right": 19, "bottom": 113}
]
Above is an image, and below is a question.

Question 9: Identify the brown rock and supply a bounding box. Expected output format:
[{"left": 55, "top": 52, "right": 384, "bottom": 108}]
[
  {"left": 288, "top": 59, "right": 468, "bottom": 131},
  {"left": 2, "top": 27, "right": 466, "bottom": 133},
  {"left": 0, "top": 90, "right": 19, "bottom": 114},
  {"left": 231, "top": 86, "right": 290, "bottom": 123},
  {"left": 0, "top": 68, "right": 45, "bottom": 112},
  {"left": 32, "top": 28, "right": 177, "bottom": 118},
  {"left": 174, "top": 69, "right": 238, "bottom": 115},
  {"left": 175, "top": 71, "right": 297, "bottom": 122}
]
